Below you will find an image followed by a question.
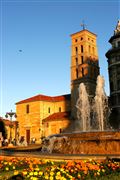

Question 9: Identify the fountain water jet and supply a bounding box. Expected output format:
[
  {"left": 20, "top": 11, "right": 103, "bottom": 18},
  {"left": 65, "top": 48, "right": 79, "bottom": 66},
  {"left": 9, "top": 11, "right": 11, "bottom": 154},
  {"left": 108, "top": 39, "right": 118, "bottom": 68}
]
[
  {"left": 76, "top": 83, "right": 90, "bottom": 131},
  {"left": 93, "top": 76, "right": 110, "bottom": 131}
]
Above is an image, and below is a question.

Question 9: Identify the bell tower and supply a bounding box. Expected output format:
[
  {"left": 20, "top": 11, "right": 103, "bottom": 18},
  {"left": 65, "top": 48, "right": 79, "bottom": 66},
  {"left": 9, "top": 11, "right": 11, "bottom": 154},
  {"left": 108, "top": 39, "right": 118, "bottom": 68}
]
[{"left": 70, "top": 28, "right": 100, "bottom": 119}]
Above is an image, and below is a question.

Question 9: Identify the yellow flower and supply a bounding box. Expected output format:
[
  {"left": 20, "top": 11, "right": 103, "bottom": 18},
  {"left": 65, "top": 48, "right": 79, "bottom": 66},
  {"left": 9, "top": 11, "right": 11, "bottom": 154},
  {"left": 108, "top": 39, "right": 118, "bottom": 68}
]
[
  {"left": 35, "top": 167, "right": 39, "bottom": 171},
  {"left": 4, "top": 162, "right": 8, "bottom": 165},
  {"left": 30, "top": 177, "right": 38, "bottom": 180},
  {"left": 5, "top": 167, "right": 9, "bottom": 171},
  {"left": 45, "top": 175, "right": 49, "bottom": 179},
  {"left": 77, "top": 174, "right": 81, "bottom": 178},
  {"left": 23, "top": 171, "right": 27, "bottom": 175},
  {"left": 50, "top": 176, "right": 54, "bottom": 180},
  {"left": 102, "top": 169, "right": 105, "bottom": 172},
  {"left": 97, "top": 172, "right": 100, "bottom": 176},
  {"left": 57, "top": 172, "right": 61, "bottom": 175},
  {"left": 51, "top": 167, "right": 55, "bottom": 171},
  {"left": 14, "top": 170, "right": 19, "bottom": 175},
  {"left": 39, "top": 171, "right": 43, "bottom": 176},
  {"left": 50, "top": 171, "right": 54, "bottom": 176},
  {"left": 29, "top": 172, "right": 34, "bottom": 176},
  {"left": 9, "top": 162, "right": 12, "bottom": 165},
  {"left": 34, "top": 171, "right": 38, "bottom": 176},
  {"left": 13, "top": 166, "right": 15, "bottom": 169},
  {"left": 61, "top": 177, "right": 67, "bottom": 180}
]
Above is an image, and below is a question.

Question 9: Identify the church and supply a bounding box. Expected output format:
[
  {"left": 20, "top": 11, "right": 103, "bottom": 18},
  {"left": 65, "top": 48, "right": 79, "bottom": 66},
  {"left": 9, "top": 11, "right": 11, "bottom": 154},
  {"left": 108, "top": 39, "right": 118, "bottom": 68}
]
[{"left": 16, "top": 21, "right": 120, "bottom": 144}]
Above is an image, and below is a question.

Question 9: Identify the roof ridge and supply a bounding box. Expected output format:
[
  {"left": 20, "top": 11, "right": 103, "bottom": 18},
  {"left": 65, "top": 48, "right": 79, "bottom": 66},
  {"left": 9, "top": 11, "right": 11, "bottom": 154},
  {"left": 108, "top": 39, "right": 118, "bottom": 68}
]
[{"left": 16, "top": 94, "right": 71, "bottom": 105}]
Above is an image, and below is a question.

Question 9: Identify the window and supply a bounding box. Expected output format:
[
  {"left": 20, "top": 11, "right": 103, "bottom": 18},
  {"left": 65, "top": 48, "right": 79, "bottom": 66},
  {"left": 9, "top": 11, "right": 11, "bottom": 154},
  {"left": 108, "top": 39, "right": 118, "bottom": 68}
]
[
  {"left": 92, "top": 47, "right": 94, "bottom": 54},
  {"left": 59, "top": 107, "right": 61, "bottom": 112},
  {"left": 82, "top": 68, "right": 84, "bottom": 76},
  {"left": 111, "top": 95, "right": 116, "bottom": 105},
  {"left": 118, "top": 94, "right": 120, "bottom": 104},
  {"left": 75, "top": 39, "right": 78, "bottom": 42},
  {"left": 110, "top": 82, "right": 114, "bottom": 91},
  {"left": 46, "top": 123, "right": 49, "bottom": 128},
  {"left": 59, "top": 128, "right": 62, "bottom": 133},
  {"left": 75, "top": 47, "right": 78, "bottom": 53},
  {"left": 81, "top": 45, "right": 83, "bottom": 53},
  {"left": 117, "top": 65, "right": 120, "bottom": 75},
  {"left": 76, "top": 69, "right": 78, "bottom": 78},
  {"left": 89, "top": 45, "right": 91, "bottom": 53},
  {"left": 81, "top": 56, "right": 84, "bottom": 64},
  {"left": 116, "top": 56, "right": 120, "bottom": 61},
  {"left": 26, "top": 104, "right": 29, "bottom": 114},
  {"left": 81, "top": 37, "right": 83, "bottom": 40},
  {"left": 48, "top": 107, "right": 50, "bottom": 113},
  {"left": 118, "top": 41, "right": 120, "bottom": 47},
  {"left": 76, "top": 58, "right": 78, "bottom": 66},
  {"left": 117, "top": 79, "right": 120, "bottom": 90}
]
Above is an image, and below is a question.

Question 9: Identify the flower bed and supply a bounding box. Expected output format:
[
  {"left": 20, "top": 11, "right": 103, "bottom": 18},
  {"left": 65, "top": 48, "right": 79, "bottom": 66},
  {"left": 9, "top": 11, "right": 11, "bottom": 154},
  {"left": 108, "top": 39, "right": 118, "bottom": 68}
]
[{"left": 0, "top": 157, "right": 120, "bottom": 179}]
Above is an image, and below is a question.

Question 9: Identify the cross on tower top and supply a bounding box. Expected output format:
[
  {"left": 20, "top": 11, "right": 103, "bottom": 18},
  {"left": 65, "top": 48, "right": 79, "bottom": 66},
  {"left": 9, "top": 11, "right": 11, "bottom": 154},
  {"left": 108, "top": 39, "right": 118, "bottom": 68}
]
[{"left": 81, "top": 20, "right": 86, "bottom": 30}]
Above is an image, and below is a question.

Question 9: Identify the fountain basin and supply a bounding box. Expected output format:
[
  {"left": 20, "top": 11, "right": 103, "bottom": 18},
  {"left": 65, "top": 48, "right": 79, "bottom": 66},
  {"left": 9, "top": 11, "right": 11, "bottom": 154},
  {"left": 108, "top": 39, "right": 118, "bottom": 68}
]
[{"left": 51, "top": 131, "right": 120, "bottom": 154}]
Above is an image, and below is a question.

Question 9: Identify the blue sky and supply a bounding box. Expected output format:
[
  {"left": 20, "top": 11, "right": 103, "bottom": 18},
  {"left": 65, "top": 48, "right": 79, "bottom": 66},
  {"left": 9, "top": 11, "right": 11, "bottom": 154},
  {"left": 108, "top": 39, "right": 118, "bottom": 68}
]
[{"left": 0, "top": 0, "right": 119, "bottom": 118}]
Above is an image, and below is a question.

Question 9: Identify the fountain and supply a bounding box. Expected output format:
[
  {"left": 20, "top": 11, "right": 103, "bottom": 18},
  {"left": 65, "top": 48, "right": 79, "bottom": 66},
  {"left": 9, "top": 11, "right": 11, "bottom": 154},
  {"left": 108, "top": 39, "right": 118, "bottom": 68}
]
[
  {"left": 93, "top": 76, "right": 110, "bottom": 131},
  {"left": 41, "top": 75, "right": 120, "bottom": 155},
  {"left": 76, "top": 83, "right": 90, "bottom": 131}
]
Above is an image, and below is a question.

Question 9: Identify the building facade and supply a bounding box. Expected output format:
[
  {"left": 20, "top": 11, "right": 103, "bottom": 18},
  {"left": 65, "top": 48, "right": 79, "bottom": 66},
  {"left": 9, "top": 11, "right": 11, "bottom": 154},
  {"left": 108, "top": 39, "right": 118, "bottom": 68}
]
[
  {"left": 106, "top": 20, "right": 120, "bottom": 128},
  {"left": 16, "top": 94, "right": 71, "bottom": 144},
  {"left": 70, "top": 29, "right": 100, "bottom": 119}
]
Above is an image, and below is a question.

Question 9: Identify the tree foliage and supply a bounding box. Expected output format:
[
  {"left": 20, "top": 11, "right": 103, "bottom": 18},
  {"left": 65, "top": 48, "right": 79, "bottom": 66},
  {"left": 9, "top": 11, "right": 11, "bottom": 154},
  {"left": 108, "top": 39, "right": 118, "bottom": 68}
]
[{"left": 0, "top": 119, "right": 7, "bottom": 139}]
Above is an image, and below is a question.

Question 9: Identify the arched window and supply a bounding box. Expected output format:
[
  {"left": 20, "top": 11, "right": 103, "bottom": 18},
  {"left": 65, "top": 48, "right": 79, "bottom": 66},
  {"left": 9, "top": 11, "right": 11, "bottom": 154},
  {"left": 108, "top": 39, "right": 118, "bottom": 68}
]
[
  {"left": 75, "top": 47, "right": 78, "bottom": 53},
  {"left": 76, "top": 57, "right": 78, "bottom": 65},
  {"left": 81, "top": 45, "right": 83, "bottom": 53}
]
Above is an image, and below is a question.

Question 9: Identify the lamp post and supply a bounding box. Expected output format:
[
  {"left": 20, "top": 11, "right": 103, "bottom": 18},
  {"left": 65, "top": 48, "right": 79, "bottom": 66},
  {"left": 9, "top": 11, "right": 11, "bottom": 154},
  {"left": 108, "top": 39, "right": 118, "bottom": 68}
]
[{"left": 5, "top": 110, "right": 17, "bottom": 144}]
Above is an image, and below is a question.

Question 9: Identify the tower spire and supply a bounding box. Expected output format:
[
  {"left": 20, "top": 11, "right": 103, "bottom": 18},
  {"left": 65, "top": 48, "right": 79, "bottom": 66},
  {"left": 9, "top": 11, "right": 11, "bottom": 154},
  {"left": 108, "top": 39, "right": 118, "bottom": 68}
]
[{"left": 114, "top": 20, "right": 120, "bottom": 35}]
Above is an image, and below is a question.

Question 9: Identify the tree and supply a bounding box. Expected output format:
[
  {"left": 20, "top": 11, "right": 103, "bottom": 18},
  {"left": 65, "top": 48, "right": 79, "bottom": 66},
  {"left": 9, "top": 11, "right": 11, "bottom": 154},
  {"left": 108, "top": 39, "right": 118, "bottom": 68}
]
[{"left": 0, "top": 119, "right": 7, "bottom": 139}]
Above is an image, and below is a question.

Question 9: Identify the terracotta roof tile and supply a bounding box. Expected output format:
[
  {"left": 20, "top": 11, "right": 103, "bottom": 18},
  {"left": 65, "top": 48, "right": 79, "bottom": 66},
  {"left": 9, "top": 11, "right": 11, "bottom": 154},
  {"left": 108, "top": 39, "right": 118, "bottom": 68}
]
[
  {"left": 42, "top": 111, "right": 70, "bottom": 122},
  {"left": 16, "top": 94, "right": 71, "bottom": 105}
]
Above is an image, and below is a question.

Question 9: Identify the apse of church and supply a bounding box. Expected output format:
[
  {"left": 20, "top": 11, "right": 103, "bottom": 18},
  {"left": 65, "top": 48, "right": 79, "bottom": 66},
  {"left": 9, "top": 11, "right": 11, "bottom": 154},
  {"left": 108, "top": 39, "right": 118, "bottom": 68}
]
[{"left": 70, "top": 29, "right": 100, "bottom": 119}]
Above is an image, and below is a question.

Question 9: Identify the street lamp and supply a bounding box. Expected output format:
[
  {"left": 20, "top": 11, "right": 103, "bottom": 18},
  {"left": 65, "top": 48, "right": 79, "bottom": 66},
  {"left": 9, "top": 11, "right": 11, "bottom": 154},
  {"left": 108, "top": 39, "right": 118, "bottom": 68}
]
[{"left": 5, "top": 110, "right": 17, "bottom": 144}]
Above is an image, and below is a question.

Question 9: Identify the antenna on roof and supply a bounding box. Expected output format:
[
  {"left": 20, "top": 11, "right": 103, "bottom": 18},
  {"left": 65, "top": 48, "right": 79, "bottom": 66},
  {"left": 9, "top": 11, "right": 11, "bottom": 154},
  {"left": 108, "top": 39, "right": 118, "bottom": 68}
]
[{"left": 81, "top": 20, "right": 86, "bottom": 30}]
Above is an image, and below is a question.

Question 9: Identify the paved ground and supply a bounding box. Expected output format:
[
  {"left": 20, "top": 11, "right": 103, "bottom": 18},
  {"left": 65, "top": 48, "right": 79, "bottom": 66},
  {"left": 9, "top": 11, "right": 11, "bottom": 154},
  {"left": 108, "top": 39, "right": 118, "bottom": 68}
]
[{"left": 0, "top": 147, "right": 120, "bottom": 161}]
